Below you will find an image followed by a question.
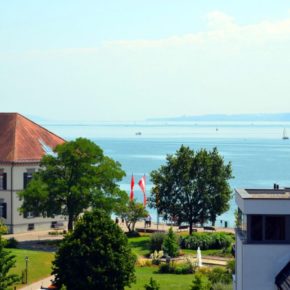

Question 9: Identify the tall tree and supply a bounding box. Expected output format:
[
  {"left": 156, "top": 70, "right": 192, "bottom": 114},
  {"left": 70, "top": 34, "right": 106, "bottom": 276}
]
[
  {"left": 18, "top": 138, "right": 126, "bottom": 231},
  {"left": 52, "top": 210, "right": 136, "bottom": 290},
  {"left": 0, "top": 223, "right": 19, "bottom": 290},
  {"left": 150, "top": 145, "right": 232, "bottom": 234}
]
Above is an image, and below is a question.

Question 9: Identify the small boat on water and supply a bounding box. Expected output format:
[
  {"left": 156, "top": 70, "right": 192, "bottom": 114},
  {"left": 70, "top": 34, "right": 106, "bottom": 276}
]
[
  {"left": 282, "top": 128, "right": 289, "bottom": 140},
  {"left": 135, "top": 132, "right": 142, "bottom": 136}
]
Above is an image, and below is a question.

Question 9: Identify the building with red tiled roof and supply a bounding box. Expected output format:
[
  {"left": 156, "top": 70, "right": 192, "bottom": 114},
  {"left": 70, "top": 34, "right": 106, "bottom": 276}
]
[{"left": 0, "top": 113, "right": 66, "bottom": 233}]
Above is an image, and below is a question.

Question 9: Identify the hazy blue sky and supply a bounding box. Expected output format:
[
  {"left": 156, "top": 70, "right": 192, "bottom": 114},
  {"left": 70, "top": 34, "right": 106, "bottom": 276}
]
[{"left": 1, "top": 1, "right": 290, "bottom": 121}]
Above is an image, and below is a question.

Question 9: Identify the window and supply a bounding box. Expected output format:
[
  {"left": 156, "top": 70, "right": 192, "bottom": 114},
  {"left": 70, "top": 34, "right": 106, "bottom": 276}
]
[
  {"left": 0, "top": 202, "right": 7, "bottom": 219},
  {"left": 23, "top": 169, "right": 35, "bottom": 189},
  {"left": 265, "top": 216, "right": 285, "bottom": 241},
  {"left": 250, "top": 215, "right": 263, "bottom": 241},
  {"left": 28, "top": 224, "right": 34, "bottom": 231},
  {"left": 24, "top": 211, "right": 34, "bottom": 219},
  {"left": 0, "top": 170, "right": 7, "bottom": 190},
  {"left": 249, "top": 215, "right": 286, "bottom": 242}
]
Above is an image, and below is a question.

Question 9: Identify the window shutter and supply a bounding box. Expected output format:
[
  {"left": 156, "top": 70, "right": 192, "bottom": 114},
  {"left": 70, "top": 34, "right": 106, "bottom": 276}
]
[
  {"left": 23, "top": 173, "right": 28, "bottom": 189},
  {"left": 2, "top": 203, "right": 7, "bottom": 219},
  {"left": 3, "top": 173, "right": 7, "bottom": 190}
]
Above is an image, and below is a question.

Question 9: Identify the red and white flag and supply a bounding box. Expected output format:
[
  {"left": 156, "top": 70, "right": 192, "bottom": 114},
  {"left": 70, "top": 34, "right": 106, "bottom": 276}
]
[
  {"left": 138, "top": 175, "right": 146, "bottom": 206},
  {"left": 130, "top": 175, "right": 134, "bottom": 201}
]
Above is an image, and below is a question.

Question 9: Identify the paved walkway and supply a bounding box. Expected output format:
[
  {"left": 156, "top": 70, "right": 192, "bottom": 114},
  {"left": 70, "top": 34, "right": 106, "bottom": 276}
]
[
  {"left": 3, "top": 230, "right": 63, "bottom": 242},
  {"left": 19, "top": 275, "right": 54, "bottom": 290},
  {"left": 3, "top": 222, "right": 234, "bottom": 243}
]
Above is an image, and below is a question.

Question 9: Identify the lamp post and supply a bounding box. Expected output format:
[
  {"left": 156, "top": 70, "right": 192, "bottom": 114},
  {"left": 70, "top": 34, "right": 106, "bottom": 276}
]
[{"left": 25, "top": 256, "right": 28, "bottom": 284}]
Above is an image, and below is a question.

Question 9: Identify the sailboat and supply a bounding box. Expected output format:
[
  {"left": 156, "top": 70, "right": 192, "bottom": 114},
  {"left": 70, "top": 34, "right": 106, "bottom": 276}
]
[{"left": 282, "top": 128, "right": 289, "bottom": 140}]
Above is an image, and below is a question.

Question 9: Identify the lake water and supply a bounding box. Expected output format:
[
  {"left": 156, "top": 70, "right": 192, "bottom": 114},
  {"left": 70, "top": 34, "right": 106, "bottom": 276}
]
[{"left": 44, "top": 121, "right": 290, "bottom": 227}]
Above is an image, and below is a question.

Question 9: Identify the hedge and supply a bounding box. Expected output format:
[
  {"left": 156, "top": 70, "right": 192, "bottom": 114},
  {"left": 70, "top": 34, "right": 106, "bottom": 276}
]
[{"left": 179, "top": 232, "right": 232, "bottom": 250}]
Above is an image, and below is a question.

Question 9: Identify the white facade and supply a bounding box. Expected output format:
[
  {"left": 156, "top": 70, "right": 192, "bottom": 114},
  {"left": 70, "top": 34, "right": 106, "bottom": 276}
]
[
  {"left": 0, "top": 162, "right": 66, "bottom": 234},
  {"left": 235, "top": 188, "right": 290, "bottom": 290}
]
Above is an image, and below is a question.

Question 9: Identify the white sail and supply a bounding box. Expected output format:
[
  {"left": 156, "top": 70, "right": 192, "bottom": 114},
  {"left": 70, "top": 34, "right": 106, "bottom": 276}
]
[{"left": 283, "top": 128, "right": 289, "bottom": 140}]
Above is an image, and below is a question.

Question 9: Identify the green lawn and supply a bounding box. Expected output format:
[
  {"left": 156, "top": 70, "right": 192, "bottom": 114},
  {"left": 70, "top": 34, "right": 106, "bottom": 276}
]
[
  {"left": 128, "top": 236, "right": 151, "bottom": 257},
  {"left": 126, "top": 266, "right": 195, "bottom": 290},
  {"left": 9, "top": 249, "right": 54, "bottom": 287}
]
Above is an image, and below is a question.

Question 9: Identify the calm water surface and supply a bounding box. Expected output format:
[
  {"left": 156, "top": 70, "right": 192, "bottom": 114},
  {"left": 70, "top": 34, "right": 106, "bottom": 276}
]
[{"left": 45, "top": 122, "right": 290, "bottom": 227}]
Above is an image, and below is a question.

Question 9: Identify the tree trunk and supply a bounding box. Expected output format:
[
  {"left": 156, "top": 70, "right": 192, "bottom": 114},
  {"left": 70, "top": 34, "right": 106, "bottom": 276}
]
[
  {"left": 211, "top": 214, "right": 216, "bottom": 226},
  {"left": 189, "top": 220, "right": 193, "bottom": 235},
  {"left": 68, "top": 214, "right": 74, "bottom": 231},
  {"left": 132, "top": 221, "right": 136, "bottom": 232}
]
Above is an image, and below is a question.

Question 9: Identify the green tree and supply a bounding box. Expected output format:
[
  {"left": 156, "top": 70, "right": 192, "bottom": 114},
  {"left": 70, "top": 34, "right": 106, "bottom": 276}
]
[
  {"left": 18, "top": 138, "right": 126, "bottom": 231},
  {"left": 115, "top": 199, "right": 148, "bottom": 233},
  {"left": 206, "top": 148, "right": 233, "bottom": 226},
  {"left": 0, "top": 223, "right": 19, "bottom": 290},
  {"left": 150, "top": 145, "right": 232, "bottom": 234},
  {"left": 162, "top": 227, "right": 179, "bottom": 257},
  {"left": 52, "top": 210, "right": 136, "bottom": 290},
  {"left": 190, "top": 273, "right": 212, "bottom": 290}
]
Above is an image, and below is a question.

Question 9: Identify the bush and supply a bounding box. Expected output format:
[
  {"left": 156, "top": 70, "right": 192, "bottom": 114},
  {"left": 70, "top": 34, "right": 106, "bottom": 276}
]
[
  {"left": 211, "top": 282, "right": 233, "bottom": 290},
  {"left": 158, "top": 261, "right": 195, "bottom": 275},
  {"left": 150, "top": 250, "right": 164, "bottom": 265},
  {"left": 5, "top": 237, "right": 18, "bottom": 248},
  {"left": 180, "top": 232, "right": 232, "bottom": 250},
  {"left": 144, "top": 277, "right": 160, "bottom": 290},
  {"left": 227, "top": 259, "right": 235, "bottom": 274},
  {"left": 126, "top": 231, "right": 140, "bottom": 238},
  {"left": 158, "top": 263, "right": 174, "bottom": 274},
  {"left": 207, "top": 267, "right": 232, "bottom": 284},
  {"left": 149, "top": 233, "right": 165, "bottom": 252},
  {"left": 162, "top": 227, "right": 179, "bottom": 257},
  {"left": 190, "top": 273, "right": 212, "bottom": 290}
]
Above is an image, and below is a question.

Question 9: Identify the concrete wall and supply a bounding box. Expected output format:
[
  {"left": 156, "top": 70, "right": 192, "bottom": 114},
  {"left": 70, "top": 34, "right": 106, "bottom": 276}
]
[
  {"left": 236, "top": 235, "right": 290, "bottom": 290},
  {"left": 236, "top": 192, "right": 290, "bottom": 215},
  {"left": 235, "top": 235, "right": 243, "bottom": 290}
]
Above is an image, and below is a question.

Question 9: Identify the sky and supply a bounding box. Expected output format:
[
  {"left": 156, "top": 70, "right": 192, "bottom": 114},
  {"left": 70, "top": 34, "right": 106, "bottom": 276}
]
[{"left": 1, "top": 1, "right": 290, "bottom": 122}]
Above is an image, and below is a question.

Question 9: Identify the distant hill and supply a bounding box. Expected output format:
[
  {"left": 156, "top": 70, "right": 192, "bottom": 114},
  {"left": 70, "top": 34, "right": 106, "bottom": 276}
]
[{"left": 148, "top": 113, "right": 290, "bottom": 122}]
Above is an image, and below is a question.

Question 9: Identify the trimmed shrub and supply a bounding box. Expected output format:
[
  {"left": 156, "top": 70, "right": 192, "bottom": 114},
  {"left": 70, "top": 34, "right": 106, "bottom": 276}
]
[
  {"left": 126, "top": 231, "right": 140, "bottom": 238},
  {"left": 149, "top": 232, "right": 166, "bottom": 252},
  {"left": 180, "top": 232, "right": 232, "bottom": 250},
  {"left": 158, "top": 261, "right": 196, "bottom": 275},
  {"left": 5, "top": 237, "right": 18, "bottom": 248},
  {"left": 144, "top": 277, "right": 160, "bottom": 290},
  {"left": 158, "top": 263, "right": 174, "bottom": 274}
]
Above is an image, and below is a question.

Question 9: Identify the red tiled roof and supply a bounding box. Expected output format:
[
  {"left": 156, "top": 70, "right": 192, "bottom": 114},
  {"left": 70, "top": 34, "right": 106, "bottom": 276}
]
[{"left": 0, "top": 113, "right": 65, "bottom": 163}]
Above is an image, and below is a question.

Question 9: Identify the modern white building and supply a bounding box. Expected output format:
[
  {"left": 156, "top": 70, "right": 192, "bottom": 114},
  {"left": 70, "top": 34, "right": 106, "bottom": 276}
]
[
  {"left": 0, "top": 113, "right": 66, "bottom": 233},
  {"left": 235, "top": 187, "right": 290, "bottom": 290}
]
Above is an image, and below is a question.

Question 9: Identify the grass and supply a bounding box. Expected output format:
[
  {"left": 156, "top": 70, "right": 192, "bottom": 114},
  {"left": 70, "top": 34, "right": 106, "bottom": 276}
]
[
  {"left": 128, "top": 236, "right": 151, "bottom": 257},
  {"left": 126, "top": 266, "right": 195, "bottom": 290},
  {"left": 9, "top": 249, "right": 54, "bottom": 288}
]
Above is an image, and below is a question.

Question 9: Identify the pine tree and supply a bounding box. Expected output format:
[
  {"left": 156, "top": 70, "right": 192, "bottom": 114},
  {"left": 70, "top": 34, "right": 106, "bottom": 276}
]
[
  {"left": 0, "top": 223, "right": 19, "bottom": 290},
  {"left": 162, "top": 227, "right": 179, "bottom": 257}
]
